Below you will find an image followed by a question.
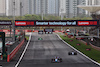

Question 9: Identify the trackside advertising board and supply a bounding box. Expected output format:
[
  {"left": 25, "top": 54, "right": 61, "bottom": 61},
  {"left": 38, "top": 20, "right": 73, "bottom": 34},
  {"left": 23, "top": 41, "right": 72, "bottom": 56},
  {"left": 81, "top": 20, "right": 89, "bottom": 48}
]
[
  {"left": 15, "top": 21, "right": 34, "bottom": 26},
  {"left": 15, "top": 20, "right": 99, "bottom": 27},
  {"left": 44, "top": 29, "right": 54, "bottom": 32},
  {"left": 0, "top": 20, "right": 12, "bottom": 25}
]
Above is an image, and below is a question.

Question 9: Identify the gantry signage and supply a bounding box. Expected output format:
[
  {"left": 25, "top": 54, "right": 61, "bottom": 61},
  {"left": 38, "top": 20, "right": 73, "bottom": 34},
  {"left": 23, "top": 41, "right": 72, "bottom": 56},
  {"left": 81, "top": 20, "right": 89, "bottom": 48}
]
[
  {"left": 0, "top": 20, "right": 12, "bottom": 25},
  {"left": 15, "top": 20, "right": 99, "bottom": 27},
  {"left": 15, "top": 21, "right": 34, "bottom": 26}
]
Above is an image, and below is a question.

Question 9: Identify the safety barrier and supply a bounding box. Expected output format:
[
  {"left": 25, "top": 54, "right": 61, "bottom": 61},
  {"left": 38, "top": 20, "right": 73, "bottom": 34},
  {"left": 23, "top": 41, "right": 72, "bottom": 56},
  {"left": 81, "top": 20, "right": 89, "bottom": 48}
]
[
  {"left": 25, "top": 30, "right": 32, "bottom": 32},
  {"left": 53, "top": 30, "right": 63, "bottom": 32},
  {"left": 7, "top": 34, "right": 25, "bottom": 62},
  {"left": 33, "top": 30, "right": 38, "bottom": 32},
  {"left": 89, "top": 43, "right": 100, "bottom": 51},
  {"left": 2, "top": 30, "right": 65, "bottom": 33},
  {"left": 33, "top": 30, "right": 64, "bottom": 33}
]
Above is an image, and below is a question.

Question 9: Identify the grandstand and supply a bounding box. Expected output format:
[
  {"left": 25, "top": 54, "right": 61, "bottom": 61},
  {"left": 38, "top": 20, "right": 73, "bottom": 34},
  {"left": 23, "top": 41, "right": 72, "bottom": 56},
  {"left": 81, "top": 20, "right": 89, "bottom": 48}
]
[{"left": 78, "top": 4, "right": 100, "bottom": 47}]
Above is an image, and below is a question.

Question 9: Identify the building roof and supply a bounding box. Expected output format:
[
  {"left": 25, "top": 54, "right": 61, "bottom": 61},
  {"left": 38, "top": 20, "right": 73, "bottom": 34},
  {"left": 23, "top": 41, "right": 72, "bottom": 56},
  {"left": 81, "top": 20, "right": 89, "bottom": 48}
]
[{"left": 77, "top": 5, "right": 100, "bottom": 13}]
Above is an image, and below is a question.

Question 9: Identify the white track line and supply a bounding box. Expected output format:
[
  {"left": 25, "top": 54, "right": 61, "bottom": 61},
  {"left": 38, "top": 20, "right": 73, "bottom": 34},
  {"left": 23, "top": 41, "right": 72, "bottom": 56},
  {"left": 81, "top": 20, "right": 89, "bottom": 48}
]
[
  {"left": 57, "top": 34, "right": 100, "bottom": 66},
  {"left": 15, "top": 33, "right": 32, "bottom": 67}
]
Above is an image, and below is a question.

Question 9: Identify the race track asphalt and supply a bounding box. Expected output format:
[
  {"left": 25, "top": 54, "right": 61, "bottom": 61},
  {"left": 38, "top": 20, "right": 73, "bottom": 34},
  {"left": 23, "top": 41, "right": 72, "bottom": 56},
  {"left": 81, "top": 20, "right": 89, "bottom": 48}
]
[
  {"left": 18, "top": 33, "right": 100, "bottom": 67},
  {"left": 1, "top": 33, "right": 100, "bottom": 67}
]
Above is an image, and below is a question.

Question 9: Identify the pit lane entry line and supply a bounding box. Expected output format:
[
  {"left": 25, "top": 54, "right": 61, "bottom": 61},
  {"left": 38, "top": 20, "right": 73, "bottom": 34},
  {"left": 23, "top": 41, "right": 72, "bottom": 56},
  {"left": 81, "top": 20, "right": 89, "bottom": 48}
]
[
  {"left": 15, "top": 33, "right": 32, "bottom": 67},
  {"left": 57, "top": 34, "right": 100, "bottom": 66}
]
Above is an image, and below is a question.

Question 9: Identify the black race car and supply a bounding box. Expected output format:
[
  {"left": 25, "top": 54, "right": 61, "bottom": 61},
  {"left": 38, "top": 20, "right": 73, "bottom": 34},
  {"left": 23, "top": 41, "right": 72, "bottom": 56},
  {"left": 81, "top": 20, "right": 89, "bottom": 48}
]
[
  {"left": 51, "top": 56, "right": 62, "bottom": 63},
  {"left": 38, "top": 30, "right": 44, "bottom": 34},
  {"left": 49, "top": 32, "right": 52, "bottom": 34},
  {"left": 45, "top": 32, "right": 49, "bottom": 34},
  {"left": 38, "top": 37, "right": 43, "bottom": 40},
  {"left": 68, "top": 51, "right": 77, "bottom": 55}
]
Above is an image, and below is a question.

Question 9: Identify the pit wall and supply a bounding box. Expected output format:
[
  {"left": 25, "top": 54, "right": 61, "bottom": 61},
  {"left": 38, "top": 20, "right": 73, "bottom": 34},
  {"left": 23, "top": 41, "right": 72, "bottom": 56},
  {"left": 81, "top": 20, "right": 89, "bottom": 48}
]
[{"left": 7, "top": 39, "right": 25, "bottom": 62}]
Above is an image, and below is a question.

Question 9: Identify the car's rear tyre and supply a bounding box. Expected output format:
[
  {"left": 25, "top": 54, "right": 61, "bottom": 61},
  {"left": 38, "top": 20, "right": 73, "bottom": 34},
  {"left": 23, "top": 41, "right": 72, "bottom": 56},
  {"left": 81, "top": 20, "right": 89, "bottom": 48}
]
[
  {"left": 68, "top": 52, "right": 71, "bottom": 55},
  {"left": 51, "top": 59, "right": 54, "bottom": 63},
  {"left": 60, "top": 58, "right": 62, "bottom": 62},
  {"left": 74, "top": 53, "right": 77, "bottom": 55}
]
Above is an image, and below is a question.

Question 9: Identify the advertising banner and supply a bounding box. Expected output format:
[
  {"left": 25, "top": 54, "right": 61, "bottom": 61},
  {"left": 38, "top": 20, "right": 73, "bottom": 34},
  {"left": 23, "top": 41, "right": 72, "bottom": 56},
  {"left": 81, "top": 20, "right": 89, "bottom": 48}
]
[
  {"left": 15, "top": 20, "right": 99, "bottom": 27},
  {"left": 78, "top": 21, "right": 97, "bottom": 26},
  {"left": 0, "top": 20, "right": 12, "bottom": 25},
  {"left": 35, "top": 21, "right": 76, "bottom": 26},
  {"left": 15, "top": 21, "right": 34, "bottom": 26},
  {"left": 44, "top": 29, "right": 54, "bottom": 32}
]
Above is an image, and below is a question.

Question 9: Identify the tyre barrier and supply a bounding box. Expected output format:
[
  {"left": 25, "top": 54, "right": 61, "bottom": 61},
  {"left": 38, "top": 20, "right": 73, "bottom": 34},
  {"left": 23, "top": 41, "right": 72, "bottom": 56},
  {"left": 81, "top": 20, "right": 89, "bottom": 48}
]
[
  {"left": 53, "top": 30, "right": 62, "bottom": 33},
  {"left": 77, "top": 43, "right": 81, "bottom": 46},
  {"left": 33, "top": 30, "right": 38, "bottom": 32},
  {"left": 70, "top": 40, "right": 73, "bottom": 42},
  {"left": 86, "top": 48, "right": 91, "bottom": 51}
]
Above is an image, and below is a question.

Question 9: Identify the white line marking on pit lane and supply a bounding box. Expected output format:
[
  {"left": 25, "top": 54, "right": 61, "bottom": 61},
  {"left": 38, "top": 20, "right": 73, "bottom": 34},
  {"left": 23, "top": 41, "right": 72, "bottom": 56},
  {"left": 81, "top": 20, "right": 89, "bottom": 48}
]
[
  {"left": 15, "top": 33, "right": 32, "bottom": 67},
  {"left": 56, "top": 34, "right": 100, "bottom": 66}
]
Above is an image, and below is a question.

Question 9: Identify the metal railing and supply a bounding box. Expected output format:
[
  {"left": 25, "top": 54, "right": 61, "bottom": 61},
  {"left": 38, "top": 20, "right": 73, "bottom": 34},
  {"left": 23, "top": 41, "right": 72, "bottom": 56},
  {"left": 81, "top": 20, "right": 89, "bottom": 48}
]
[
  {"left": 75, "top": 36, "right": 98, "bottom": 38},
  {"left": 90, "top": 37, "right": 100, "bottom": 47},
  {"left": 7, "top": 34, "right": 25, "bottom": 55}
]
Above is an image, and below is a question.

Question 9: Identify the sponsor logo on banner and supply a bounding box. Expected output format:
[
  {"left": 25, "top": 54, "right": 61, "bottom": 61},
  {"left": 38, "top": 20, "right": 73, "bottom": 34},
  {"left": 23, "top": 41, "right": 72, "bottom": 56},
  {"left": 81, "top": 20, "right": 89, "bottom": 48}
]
[
  {"left": 36, "top": 21, "right": 76, "bottom": 26},
  {"left": 15, "top": 21, "right": 26, "bottom": 26},
  {"left": 78, "top": 21, "right": 97, "bottom": 26},
  {"left": 78, "top": 21, "right": 89, "bottom": 25},
  {"left": 66, "top": 21, "right": 76, "bottom": 25},
  {"left": 36, "top": 22, "right": 48, "bottom": 25},
  {"left": 0, "top": 21, "right": 12, "bottom": 25},
  {"left": 15, "top": 20, "right": 98, "bottom": 26}
]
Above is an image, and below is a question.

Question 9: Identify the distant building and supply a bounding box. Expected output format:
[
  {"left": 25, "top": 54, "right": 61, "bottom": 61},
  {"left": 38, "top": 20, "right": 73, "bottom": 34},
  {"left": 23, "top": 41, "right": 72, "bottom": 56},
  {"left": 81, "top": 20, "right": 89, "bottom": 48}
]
[
  {"left": 59, "top": 0, "right": 66, "bottom": 17},
  {"left": 20, "top": 0, "right": 29, "bottom": 16},
  {"left": 66, "top": 0, "right": 86, "bottom": 18},
  {"left": 86, "top": 0, "right": 99, "bottom": 5},
  {"left": 86, "top": 0, "right": 100, "bottom": 15},
  {"left": 4, "top": 0, "right": 86, "bottom": 17},
  {"left": 27, "top": 0, "right": 48, "bottom": 15},
  {"left": 6, "top": 0, "right": 21, "bottom": 16},
  {"left": 48, "top": 0, "right": 59, "bottom": 16},
  {"left": 0, "top": 0, "right": 6, "bottom": 16},
  {"left": 28, "top": 0, "right": 59, "bottom": 16}
]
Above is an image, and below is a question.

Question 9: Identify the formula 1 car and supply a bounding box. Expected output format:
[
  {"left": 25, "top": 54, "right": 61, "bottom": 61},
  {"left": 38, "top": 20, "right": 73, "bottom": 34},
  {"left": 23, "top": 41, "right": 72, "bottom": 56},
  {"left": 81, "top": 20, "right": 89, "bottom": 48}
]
[
  {"left": 38, "top": 30, "right": 44, "bottom": 34},
  {"left": 49, "top": 32, "right": 53, "bottom": 34},
  {"left": 45, "top": 32, "right": 49, "bottom": 34},
  {"left": 68, "top": 51, "right": 77, "bottom": 55},
  {"left": 45, "top": 32, "right": 53, "bottom": 34},
  {"left": 38, "top": 37, "right": 43, "bottom": 40},
  {"left": 51, "top": 56, "right": 62, "bottom": 63}
]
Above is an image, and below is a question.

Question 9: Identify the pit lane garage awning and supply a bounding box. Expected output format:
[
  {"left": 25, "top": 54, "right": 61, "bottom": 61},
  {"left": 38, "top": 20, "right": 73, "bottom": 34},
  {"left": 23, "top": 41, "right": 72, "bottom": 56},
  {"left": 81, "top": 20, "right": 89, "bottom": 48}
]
[{"left": 77, "top": 5, "right": 100, "bottom": 13}]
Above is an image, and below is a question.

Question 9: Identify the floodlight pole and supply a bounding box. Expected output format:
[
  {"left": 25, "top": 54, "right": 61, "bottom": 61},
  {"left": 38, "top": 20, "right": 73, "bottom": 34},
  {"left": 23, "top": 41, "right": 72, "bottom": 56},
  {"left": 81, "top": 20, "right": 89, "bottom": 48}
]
[{"left": 12, "top": 0, "right": 15, "bottom": 42}]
